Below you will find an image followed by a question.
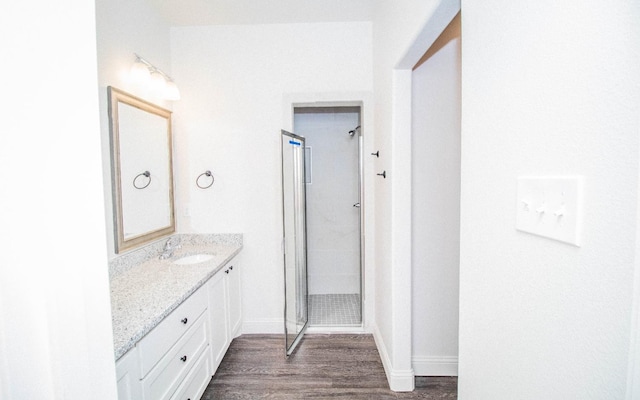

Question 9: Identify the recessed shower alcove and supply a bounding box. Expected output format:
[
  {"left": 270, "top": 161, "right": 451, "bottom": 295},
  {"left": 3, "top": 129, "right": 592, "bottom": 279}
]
[{"left": 293, "top": 105, "right": 363, "bottom": 328}]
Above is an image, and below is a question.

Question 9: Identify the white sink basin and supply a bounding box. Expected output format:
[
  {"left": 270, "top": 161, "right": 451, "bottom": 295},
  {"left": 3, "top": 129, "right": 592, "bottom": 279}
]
[{"left": 173, "top": 254, "right": 215, "bottom": 265}]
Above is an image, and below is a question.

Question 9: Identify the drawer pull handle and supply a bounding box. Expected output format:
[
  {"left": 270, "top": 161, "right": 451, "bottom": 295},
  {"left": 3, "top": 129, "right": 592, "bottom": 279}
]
[
  {"left": 181, "top": 318, "right": 188, "bottom": 324},
  {"left": 180, "top": 355, "right": 187, "bottom": 362},
  {"left": 225, "top": 269, "right": 229, "bottom": 274},
  {"left": 229, "top": 265, "right": 233, "bottom": 270}
]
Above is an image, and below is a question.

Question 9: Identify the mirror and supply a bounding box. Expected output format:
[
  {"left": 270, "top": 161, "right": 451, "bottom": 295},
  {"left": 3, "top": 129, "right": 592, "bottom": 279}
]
[{"left": 108, "top": 86, "right": 175, "bottom": 253}]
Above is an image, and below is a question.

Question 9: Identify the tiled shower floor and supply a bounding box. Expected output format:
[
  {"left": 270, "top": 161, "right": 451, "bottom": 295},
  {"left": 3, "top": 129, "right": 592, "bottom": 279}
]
[{"left": 309, "top": 293, "right": 361, "bottom": 326}]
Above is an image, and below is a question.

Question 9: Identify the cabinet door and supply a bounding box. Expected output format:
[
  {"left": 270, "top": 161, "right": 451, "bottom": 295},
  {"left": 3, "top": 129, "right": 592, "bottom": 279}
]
[
  {"left": 227, "top": 263, "right": 242, "bottom": 338},
  {"left": 116, "top": 349, "right": 142, "bottom": 400},
  {"left": 208, "top": 269, "right": 229, "bottom": 373}
]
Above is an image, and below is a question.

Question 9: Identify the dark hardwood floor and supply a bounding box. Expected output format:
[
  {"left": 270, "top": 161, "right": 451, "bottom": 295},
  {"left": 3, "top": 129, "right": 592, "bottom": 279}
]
[{"left": 202, "top": 334, "right": 457, "bottom": 399}]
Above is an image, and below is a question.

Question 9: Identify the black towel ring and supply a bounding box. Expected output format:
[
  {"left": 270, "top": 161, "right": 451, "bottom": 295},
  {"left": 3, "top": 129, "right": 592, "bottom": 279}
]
[
  {"left": 133, "top": 171, "right": 151, "bottom": 189},
  {"left": 196, "top": 170, "right": 214, "bottom": 189}
]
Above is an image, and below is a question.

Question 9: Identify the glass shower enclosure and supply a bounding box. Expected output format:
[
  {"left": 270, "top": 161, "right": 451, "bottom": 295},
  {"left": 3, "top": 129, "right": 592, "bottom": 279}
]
[{"left": 281, "top": 130, "right": 309, "bottom": 356}]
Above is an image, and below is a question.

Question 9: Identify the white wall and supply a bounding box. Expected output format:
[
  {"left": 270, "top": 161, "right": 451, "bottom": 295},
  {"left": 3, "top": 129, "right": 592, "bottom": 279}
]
[
  {"left": 630, "top": 177, "right": 640, "bottom": 398},
  {"left": 459, "top": 1, "right": 640, "bottom": 398},
  {"left": 170, "top": 22, "right": 373, "bottom": 333},
  {"left": 294, "top": 109, "right": 361, "bottom": 295},
  {"left": 0, "top": 0, "right": 116, "bottom": 398},
  {"left": 411, "top": 13, "right": 460, "bottom": 377},
  {"left": 149, "top": 0, "right": 373, "bottom": 26},
  {"left": 95, "top": 0, "right": 173, "bottom": 259},
  {"left": 370, "top": 0, "right": 459, "bottom": 390}
]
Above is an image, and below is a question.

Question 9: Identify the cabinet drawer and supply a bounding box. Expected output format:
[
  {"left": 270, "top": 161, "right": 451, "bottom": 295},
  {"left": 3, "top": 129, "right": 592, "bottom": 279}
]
[
  {"left": 139, "top": 287, "right": 208, "bottom": 377},
  {"left": 170, "top": 347, "right": 212, "bottom": 400},
  {"left": 142, "top": 313, "right": 209, "bottom": 400}
]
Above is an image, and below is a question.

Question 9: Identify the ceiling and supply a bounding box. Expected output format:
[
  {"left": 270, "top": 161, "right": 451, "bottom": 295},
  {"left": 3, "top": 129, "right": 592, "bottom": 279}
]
[{"left": 145, "top": 0, "right": 374, "bottom": 26}]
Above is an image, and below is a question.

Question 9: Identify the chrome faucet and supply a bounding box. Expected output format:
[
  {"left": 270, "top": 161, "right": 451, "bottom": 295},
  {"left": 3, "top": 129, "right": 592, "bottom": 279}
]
[{"left": 159, "top": 236, "right": 181, "bottom": 260}]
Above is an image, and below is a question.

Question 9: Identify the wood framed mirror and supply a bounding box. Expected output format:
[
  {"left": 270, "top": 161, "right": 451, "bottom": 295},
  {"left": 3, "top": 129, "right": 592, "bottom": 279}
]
[{"left": 108, "top": 86, "right": 175, "bottom": 253}]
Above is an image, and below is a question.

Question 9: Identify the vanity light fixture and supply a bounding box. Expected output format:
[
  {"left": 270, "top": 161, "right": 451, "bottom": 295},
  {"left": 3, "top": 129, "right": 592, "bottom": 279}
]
[{"left": 130, "top": 53, "right": 181, "bottom": 101}]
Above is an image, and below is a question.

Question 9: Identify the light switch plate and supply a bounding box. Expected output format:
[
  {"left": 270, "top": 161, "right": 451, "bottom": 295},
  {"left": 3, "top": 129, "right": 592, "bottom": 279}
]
[{"left": 516, "top": 176, "right": 584, "bottom": 246}]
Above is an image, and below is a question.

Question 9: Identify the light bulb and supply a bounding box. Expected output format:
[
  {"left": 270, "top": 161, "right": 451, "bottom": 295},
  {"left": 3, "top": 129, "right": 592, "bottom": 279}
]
[
  {"left": 150, "top": 70, "right": 167, "bottom": 95},
  {"left": 164, "top": 80, "right": 181, "bottom": 101},
  {"left": 130, "top": 60, "right": 150, "bottom": 82}
]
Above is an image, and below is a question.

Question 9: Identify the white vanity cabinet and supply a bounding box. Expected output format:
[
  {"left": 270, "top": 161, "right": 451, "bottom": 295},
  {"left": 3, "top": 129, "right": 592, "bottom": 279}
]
[
  {"left": 115, "top": 257, "right": 242, "bottom": 400},
  {"left": 208, "top": 260, "right": 242, "bottom": 374},
  {"left": 115, "top": 284, "right": 211, "bottom": 400}
]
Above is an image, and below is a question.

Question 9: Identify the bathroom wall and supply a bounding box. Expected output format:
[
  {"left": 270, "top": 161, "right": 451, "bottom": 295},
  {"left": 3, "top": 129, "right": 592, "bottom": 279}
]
[
  {"left": 459, "top": 1, "right": 640, "bottom": 398},
  {"left": 95, "top": 0, "right": 173, "bottom": 259},
  {"left": 149, "top": 0, "right": 373, "bottom": 26},
  {"left": 370, "top": 0, "right": 452, "bottom": 390},
  {"left": 1, "top": 0, "right": 117, "bottom": 398},
  {"left": 411, "top": 13, "right": 460, "bottom": 376},
  {"left": 170, "top": 22, "right": 373, "bottom": 333}
]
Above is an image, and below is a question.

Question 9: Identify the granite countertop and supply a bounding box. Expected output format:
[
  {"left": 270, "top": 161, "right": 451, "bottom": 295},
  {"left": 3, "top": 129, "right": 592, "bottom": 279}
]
[{"left": 109, "top": 234, "right": 242, "bottom": 360}]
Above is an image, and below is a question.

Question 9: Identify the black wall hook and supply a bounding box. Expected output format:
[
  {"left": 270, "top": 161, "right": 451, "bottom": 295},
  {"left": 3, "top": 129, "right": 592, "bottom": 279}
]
[
  {"left": 371, "top": 151, "right": 379, "bottom": 158},
  {"left": 377, "top": 171, "right": 386, "bottom": 179}
]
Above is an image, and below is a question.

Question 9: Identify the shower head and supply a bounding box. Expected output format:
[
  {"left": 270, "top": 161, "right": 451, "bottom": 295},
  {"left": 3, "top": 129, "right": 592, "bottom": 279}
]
[{"left": 348, "top": 125, "right": 361, "bottom": 137}]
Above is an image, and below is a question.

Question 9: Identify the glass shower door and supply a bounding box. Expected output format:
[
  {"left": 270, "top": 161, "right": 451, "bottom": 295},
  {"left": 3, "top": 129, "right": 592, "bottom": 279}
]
[{"left": 281, "top": 130, "right": 309, "bottom": 356}]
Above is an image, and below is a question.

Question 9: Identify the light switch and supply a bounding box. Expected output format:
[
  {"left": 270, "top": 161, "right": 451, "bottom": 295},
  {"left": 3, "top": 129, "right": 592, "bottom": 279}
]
[{"left": 516, "top": 176, "right": 583, "bottom": 246}]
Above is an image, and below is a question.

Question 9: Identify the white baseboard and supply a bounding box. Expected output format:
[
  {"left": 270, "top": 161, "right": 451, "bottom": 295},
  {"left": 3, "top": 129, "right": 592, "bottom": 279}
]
[
  {"left": 241, "top": 319, "right": 371, "bottom": 335},
  {"left": 306, "top": 326, "right": 366, "bottom": 334},
  {"left": 412, "top": 356, "right": 458, "bottom": 376},
  {"left": 372, "top": 325, "right": 415, "bottom": 392},
  {"left": 241, "top": 318, "right": 283, "bottom": 334}
]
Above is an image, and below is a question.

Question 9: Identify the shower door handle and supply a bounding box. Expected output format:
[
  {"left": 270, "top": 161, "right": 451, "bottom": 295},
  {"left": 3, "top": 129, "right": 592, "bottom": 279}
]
[{"left": 353, "top": 203, "right": 360, "bottom": 208}]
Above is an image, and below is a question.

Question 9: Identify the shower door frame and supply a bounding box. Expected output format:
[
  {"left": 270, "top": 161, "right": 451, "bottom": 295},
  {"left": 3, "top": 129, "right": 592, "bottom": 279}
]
[
  {"left": 281, "top": 130, "right": 310, "bottom": 356},
  {"left": 292, "top": 104, "right": 365, "bottom": 329}
]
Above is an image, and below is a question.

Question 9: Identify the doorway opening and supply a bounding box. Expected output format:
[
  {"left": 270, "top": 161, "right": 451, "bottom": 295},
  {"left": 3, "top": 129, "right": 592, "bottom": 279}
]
[{"left": 293, "top": 106, "right": 363, "bottom": 328}]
